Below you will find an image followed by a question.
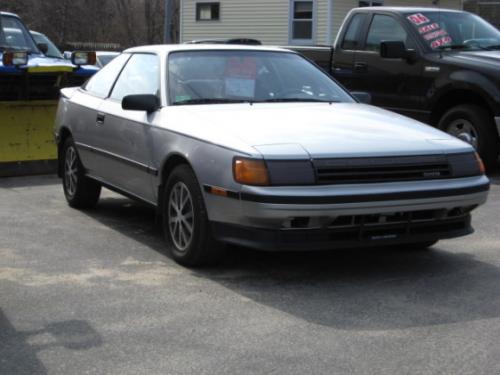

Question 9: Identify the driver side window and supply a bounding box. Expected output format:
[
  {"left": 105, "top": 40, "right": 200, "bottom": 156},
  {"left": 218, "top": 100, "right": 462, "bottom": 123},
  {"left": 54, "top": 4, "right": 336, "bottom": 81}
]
[{"left": 110, "top": 53, "right": 160, "bottom": 101}]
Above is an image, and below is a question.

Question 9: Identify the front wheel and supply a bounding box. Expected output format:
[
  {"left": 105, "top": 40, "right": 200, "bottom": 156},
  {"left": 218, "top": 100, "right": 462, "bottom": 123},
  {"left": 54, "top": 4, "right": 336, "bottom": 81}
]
[
  {"left": 438, "top": 104, "right": 499, "bottom": 169},
  {"left": 62, "top": 138, "right": 101, "bottom": 208},
  {"left": 162, "top": 165, "right": 223, "bottom": 266}
]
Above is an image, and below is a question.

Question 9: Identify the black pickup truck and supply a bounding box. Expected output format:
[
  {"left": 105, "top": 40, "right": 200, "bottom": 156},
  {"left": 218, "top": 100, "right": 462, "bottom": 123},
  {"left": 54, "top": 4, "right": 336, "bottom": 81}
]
[{"left": 291, "top": 7, "right": 500, "bottom": 168}]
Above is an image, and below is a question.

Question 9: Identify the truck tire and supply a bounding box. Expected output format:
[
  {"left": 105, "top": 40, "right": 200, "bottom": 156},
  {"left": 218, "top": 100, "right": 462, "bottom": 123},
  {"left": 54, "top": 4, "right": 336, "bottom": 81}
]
[
  {"left": 62, "top": 137, "right": 101, "bottom": 208},
  {"left": 438, "top": 104, "right": 499, "bottom": 169},
  {"left": 162, "top": 164, "right": 224, "bottom": 267}
]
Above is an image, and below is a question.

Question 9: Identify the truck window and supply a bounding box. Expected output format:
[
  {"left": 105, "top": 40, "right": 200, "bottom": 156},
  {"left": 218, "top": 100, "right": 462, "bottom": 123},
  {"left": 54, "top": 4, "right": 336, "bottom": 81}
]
[
  {"left": 342, "top": 14, "right": 364, "bottom": 50},
  {"left": 404, "top": 11, "right": 500, "bottom": 50},
  {"left": 365, "top": 14, "right": 409, "bottom": 51}
]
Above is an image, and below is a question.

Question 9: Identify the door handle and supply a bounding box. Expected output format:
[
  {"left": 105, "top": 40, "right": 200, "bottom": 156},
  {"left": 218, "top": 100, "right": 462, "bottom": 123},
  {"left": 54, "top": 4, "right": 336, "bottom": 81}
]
[
  {"left": 354, "top": 62, "right": 368, "bottom": 72},
  {"left": 96, "top": 113, "right": 105, "bottom": 124}
]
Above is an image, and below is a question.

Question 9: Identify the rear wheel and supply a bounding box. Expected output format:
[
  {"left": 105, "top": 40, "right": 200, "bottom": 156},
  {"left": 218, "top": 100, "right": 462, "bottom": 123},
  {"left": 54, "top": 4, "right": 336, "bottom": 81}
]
[
  {"left": 62, "top": 137, "right": 101, "bottom": 208},
  {"left": 162, "top": 164, "right": 223, "bottom": 266},
  {"left": 438, "top": 104, "right": 499, "bottom": 169}
]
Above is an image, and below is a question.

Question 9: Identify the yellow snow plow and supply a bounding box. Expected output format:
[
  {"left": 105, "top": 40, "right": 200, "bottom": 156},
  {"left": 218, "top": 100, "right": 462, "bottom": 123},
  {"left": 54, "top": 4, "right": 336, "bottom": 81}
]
[{"left": 0, "top": 11, "right": 97, "bottom": 176}]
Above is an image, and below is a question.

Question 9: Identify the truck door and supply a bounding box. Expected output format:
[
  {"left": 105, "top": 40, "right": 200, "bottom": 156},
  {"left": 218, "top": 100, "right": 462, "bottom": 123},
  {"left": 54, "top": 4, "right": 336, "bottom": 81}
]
[
  {"left": 351, "top": 13, "right": 424, "bottom": 120},
  {"left": 332, "top": 13, "right": 367, "bottom": 90}
]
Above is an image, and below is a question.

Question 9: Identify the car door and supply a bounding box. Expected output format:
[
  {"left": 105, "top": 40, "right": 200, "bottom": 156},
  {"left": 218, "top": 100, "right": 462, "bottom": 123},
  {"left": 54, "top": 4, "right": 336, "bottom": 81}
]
[
  {"left": 332, "top": 13, "right": 367, "bottom": 90},
  {"left": 94, "top": 53, "right": 161, "bottom": 203},
  {"left": 351, "top": 13, "right": 424, "bottom": 118},
  {"left": 70, "top": 54, "right": 131, "bottom": 176}
]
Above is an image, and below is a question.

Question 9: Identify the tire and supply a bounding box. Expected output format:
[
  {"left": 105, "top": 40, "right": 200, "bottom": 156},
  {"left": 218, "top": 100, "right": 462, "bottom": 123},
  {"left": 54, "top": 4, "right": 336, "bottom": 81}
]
[
  {"left": 162, "top": 164, "right": 224, "bottom": 267},
  {"left": 62, "top": 137, "right": 101, "bottom": 208},
  {"left": 438, "top": 104, "right": 499, "bottom": 169}
]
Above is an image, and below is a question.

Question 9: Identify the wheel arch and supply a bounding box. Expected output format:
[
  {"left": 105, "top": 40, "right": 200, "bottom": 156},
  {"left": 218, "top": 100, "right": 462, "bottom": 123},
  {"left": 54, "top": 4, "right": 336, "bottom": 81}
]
[
  {"left": 157, "top": 152, "right": 196, "bottom": 213},
  {"left": 430, "top": 89, "right": 494, "bottom": 127}
]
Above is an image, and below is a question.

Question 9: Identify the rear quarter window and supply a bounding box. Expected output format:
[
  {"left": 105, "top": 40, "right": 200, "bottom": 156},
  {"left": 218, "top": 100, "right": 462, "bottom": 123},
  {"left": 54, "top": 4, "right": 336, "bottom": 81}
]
[{"left": 84, "top": 54, "right": 130, "bottom": 98}]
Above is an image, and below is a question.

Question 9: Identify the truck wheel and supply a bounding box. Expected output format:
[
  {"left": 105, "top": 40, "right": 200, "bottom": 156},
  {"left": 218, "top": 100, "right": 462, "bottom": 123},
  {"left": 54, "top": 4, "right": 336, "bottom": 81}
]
[
  {"left": 438, "top": 104, "right": 499, "bottom": 169},
  {"left": 162, "top": 165, "right": 224, "bottom": 267},
  {"left": 62, "top": 138, "right": 101, "bottom": 208}
]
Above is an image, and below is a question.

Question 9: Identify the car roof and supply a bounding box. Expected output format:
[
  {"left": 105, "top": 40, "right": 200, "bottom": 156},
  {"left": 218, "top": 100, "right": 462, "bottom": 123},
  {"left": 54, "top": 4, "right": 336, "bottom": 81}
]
[
  {"left": 0, "top": 11, "right": 20, "bottom": 18},
  {"left": 352, "top": 6, "right": 465, "bottom": 14},
  {"left": 124, "top": 44, "right": 292, "bottom": 54}
]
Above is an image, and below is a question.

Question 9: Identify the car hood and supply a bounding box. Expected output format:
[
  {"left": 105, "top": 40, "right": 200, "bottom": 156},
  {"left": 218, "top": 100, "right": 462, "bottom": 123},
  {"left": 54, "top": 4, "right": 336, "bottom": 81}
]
[
  {"left": 167, "top": 103, "right": 471, "bottom": 158},
  {"left": 441, "top": 50, "right": 500, "bottom": 69}
]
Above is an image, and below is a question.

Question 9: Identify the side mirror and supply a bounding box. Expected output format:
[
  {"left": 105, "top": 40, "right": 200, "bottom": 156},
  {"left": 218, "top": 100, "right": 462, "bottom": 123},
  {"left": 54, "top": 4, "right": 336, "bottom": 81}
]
[
  {"left": 351, "top": 91, "right": 371, "bottom": 104},
  {"left": 122, "top": 94, "right": 160, "bottom": 113},
  {"left": 37, "top": 43, "right": 48, "bottom": 54},
  {"left": 380, "top": 41, "right": 407, "bottom": 59},
  {"left": 380, "top": 41, "right": 418, "bottom": 63}
]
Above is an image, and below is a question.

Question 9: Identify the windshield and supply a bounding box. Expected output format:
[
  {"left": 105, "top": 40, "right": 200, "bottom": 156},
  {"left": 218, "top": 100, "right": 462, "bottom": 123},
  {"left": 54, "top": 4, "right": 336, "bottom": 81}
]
[
  {"left": 31, "top": 32, "right": 63, "bottom": 59},
  {"left": 0, "top": 15, "right": 38, "bottom": 53},
  {"left": 405, "top": 11, "right": 500, "bottom": 51},
  {"left": 168, "top": 50, "right": 353, "bottom": 105}
]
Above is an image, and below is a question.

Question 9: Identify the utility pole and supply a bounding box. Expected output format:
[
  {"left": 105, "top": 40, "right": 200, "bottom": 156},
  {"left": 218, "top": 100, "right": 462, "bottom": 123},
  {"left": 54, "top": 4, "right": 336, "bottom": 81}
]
[{"left": 164, "top": 0, "right": 173, "bottom": 43}]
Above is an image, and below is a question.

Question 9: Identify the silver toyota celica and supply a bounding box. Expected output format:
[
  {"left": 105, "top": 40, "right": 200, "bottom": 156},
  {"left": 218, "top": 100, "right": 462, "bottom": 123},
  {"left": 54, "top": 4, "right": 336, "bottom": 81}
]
[{"left": 54, "top": 44, "right": 490, "bottom": 266}]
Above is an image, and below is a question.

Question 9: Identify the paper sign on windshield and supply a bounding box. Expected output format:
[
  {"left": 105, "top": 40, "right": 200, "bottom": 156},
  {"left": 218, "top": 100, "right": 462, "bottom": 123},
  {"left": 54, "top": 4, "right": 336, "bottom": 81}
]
[
  {"left": 407, "top": 13, "right": 430, "bottom": 26},
  {"left": 423, "top": 29, "right": 448, "bottom": 41},
  {"left": 419, "top": 23, "right": 440, "bottom": 34},
  {"left": 430, "top": 36, "right": 453, "bottom": 49},
  {"left": 224, "top": 57, "right": 257, "bottom": 98}
]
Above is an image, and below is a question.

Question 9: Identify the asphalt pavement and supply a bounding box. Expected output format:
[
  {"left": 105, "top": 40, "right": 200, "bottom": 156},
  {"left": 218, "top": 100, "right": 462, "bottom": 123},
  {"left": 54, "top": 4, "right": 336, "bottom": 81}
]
[{"left": 1, "top": 173, "right": 499, "bottom": 375}]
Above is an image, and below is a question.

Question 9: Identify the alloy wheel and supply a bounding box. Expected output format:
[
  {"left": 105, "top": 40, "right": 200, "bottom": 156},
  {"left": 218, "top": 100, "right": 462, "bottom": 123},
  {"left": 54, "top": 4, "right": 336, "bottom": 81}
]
[
  {"left": 65, "top": 146, "right": 78, "bottom": 197},
  {"left": 168, "top": 181, "right": 194, "bottom": 251}
]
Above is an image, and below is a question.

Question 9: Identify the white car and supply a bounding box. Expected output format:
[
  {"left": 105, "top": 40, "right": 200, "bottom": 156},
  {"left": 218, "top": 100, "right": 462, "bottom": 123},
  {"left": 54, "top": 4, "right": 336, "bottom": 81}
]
[{"left": 54, "top": 44, "right": 490, "bottom": 266}]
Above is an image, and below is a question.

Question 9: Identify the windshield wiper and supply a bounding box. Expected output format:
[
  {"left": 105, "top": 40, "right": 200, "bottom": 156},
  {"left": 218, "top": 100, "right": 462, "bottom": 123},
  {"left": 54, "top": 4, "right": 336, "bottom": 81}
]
[
  {"left": 172, "top": 98, "right": 250, "bottom": 105},
  {"left": 437, "top": 44, "right": 490, "bottom": 51},
  {"left": 257, "top": 98, "right": 337, "bottom": 103},
  {"left": 484, "top": 45, "right": 500, "bottom": 50}
]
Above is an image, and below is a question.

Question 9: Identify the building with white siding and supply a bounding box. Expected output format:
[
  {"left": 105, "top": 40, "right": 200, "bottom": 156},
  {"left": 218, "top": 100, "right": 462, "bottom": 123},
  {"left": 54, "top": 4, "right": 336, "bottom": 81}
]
[{"left": 179, "top": 0, "right": 463, "bottom": 45}]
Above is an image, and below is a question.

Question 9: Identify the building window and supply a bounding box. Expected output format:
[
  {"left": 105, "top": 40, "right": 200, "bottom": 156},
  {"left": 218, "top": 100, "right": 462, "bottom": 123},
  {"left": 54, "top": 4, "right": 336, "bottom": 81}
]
[
  {"left": 196, "top": 2, "right": 220, "bottom": 21},
  {"left": 290, "top": 0, "right": 315, "bottom": 43},
  {"left": 359, "top": 1, "right": 383, "bottom": 6}
]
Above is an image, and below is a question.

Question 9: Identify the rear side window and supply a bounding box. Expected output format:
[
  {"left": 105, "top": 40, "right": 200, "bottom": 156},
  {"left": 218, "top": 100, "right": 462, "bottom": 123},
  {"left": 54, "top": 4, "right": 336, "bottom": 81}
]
[
  {"left": 365, "top": 14, "right": 408, "bottom": 51},
  {"left": 110, "top": 54, "right": 160, "bottom": 101},
  {"left": 84, "top": 54, "right": 130, "bottom": 98},
  {"left": 342, "top": 14, "right": 365, "bottom": 50}
]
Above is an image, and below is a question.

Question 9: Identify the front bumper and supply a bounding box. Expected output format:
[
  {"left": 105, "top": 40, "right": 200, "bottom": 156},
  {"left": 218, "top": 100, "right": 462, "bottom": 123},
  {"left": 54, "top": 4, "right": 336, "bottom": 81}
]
[
  {"left": 204, "top": 175, "right": 489, "bottom": 250},
  {"left": 211, "top": 214, "right": 472, "bottom": 251}
]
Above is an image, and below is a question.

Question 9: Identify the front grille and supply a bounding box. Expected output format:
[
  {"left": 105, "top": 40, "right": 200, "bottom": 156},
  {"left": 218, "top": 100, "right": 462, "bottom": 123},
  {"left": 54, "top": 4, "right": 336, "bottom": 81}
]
[
  {"left": 313, "top": 155, "right": 451, "bottom": 184},
  {"left": 325, "top": 208, "right": 470, "bottom": 242}
]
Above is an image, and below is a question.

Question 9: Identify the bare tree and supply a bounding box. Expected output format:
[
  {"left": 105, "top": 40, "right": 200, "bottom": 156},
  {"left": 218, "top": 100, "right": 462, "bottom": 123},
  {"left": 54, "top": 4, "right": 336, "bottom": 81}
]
[{"left": 0, "top": 0, "right": 180, "bottom": 49}]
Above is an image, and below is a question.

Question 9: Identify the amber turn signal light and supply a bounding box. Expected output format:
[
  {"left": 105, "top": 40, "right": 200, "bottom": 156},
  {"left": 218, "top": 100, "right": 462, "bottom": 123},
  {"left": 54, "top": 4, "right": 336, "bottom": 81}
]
[
  {"left": 233, "top": 158, "right": 270, "bottom": 186},
  {"left": 475, "top": 152, "right": 485, "bottom": 174}
]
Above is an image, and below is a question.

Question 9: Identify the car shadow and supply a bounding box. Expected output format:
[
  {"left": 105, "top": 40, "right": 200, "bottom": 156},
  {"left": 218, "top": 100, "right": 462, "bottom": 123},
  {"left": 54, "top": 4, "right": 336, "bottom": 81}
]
[
  {"left": 0, "top": 174, "right": 58, "bottom": 189},
  {"left": 0, "top": 309, "right": 102, "bottom": 375},
  {"left": 82, "top": 195, "right": 500, "bottom": 332}
]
